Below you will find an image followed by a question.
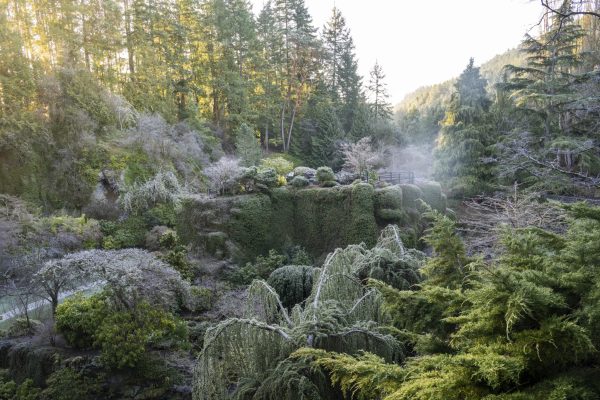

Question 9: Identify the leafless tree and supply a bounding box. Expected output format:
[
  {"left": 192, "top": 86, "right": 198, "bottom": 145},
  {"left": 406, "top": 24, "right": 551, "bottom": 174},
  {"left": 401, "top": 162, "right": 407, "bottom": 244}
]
[
  {"left": 341, "top": 137, "right": 385, "bottom": 177},
  {"left": 459, "top": 185, "right": 568, "bottom": 255},
  {"left": 205, "top": 157, "right": 242, "bottom": 195}
]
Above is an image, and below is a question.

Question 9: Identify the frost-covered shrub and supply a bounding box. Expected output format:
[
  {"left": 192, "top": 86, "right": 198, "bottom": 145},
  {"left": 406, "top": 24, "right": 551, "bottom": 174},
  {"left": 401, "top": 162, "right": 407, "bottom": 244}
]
[
  {"left": 267, "top": 265, "right": 314, "bottom": 309},
  {"left": 290, "top": 176, "right": 309, "bottom": 188},
  {"left": 102, "top": 92, "right": 137, "bottom": 130},
  {"left": 38, "top": 249, "right": 191, "bottom": 312},
  {"left": 205, "top": 157, "right": 242, "bottom": 195},
  {"left": 128, "top": 114, "right": 211, "bottom": 177},
  {"left": 316, "top": 166, "right": 335, "bottom": 184},
  {"left": 255, "top": 168, "right": 278, "bottom": 189},
  {"left": 120, "top": 170, "right": 183, "bottom": 214},
  {"left": 293, "top": 166, "right": 316, "bottom": 179}
]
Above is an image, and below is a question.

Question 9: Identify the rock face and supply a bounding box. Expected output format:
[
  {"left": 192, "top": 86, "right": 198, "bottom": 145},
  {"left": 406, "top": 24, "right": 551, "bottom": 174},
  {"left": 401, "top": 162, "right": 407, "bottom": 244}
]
[
  {"left": 178, "top": 182, "right": 446, "bottom": 262},
  {"left": 0, "top": 339, "right": 62, "bottom": 386}
]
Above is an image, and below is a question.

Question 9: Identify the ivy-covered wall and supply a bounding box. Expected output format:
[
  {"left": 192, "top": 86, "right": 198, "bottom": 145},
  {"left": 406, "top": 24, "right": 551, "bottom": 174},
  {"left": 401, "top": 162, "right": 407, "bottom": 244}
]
[{"left": 178, "top": 182, "right": 445, "bottom": 262}]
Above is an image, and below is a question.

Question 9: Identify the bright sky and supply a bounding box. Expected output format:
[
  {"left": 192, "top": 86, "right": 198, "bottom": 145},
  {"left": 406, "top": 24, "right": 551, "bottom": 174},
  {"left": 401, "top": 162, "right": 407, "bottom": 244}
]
[{"left": 251, "top": 0, "right": 543, "bottom": 104}]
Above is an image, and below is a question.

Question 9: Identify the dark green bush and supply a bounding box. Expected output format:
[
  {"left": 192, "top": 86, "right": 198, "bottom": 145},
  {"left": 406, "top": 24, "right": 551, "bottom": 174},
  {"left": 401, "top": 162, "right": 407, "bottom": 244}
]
[
  {"left": 41, "top": 368, "right": 103, "bottom": 400},
  {"left": 226, "top": 249, "right": 287, "bottom": 285},
  {"left": 375, "top": 186, "right": 403, "bottom": 209},
  {"left": 267, "top": 265, "right": 314, "bottom": 309},
  {"left": 100, "top": 216, "right": 147, "bottom": 249},
  {"left": 290, "top": 176, "right": 309, "bottom": 188},
  {"left": 256, "top": 168, "right": 278, "bottom": 189}
]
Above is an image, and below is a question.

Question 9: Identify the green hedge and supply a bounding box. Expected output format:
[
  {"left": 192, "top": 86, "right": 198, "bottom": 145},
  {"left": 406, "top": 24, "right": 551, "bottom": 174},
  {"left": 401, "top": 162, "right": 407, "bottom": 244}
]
[{"left": 178, "top": 182, "right": 445, "bottom": 262}]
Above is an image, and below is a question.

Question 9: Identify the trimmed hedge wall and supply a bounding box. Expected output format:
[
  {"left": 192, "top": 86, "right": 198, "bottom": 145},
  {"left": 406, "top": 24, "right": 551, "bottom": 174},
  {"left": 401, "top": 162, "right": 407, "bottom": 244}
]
[{"left": 178, "top": 182, "right": 444, "bottom": 262}]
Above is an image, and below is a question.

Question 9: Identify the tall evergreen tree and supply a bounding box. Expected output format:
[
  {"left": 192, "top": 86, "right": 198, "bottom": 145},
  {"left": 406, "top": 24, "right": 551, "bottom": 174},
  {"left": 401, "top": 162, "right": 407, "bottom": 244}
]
[
  {"left": 321, "top": 7, "right": 363, "bottom": 133},
  {"left": 433, "top": 58, "right": 494, "bottom": 197},
  {"left": 367, "top": 61, "right": 392, "bottom": 124}
]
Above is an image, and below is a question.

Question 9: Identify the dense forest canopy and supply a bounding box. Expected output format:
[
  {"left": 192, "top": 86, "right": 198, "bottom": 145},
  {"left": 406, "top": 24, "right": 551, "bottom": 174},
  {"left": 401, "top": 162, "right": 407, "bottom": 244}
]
[{"left": 1, "top": 1, "right": 600, "bottom": 399}]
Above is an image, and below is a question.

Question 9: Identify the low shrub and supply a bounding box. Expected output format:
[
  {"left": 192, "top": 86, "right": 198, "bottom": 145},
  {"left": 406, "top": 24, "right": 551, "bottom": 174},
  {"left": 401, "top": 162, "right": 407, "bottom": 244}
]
[
  {"left": 316, "top": 167, "right": 335, "bottom": 184},
  {"left": 260, "top": 157, "right": 294, "bottom": 176},
  {"left": 290, "top": 176, "right": 309, "bottom": 188},
  {"left": 226, "top": 249, "right": 287, "bottom": 285},
  {"left": 267, "top": 265, "right": 314, "bottom": 309},
  {"left": 55, "top": 293, "right": 109, "bottom": 348}
]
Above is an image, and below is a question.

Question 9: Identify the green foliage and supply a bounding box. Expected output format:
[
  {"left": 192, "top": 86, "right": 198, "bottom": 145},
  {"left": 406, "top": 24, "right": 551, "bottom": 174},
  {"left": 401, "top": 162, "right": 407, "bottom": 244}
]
[
  {"left": 226, "top": 249, "right": 287, "bottom": 285},
  {"left": 267, "top": 265, "right": 315, "bottom": 309},
  {"left": 399, "top": 184, "right": 424, "bottom": 209},
  {"left": 55, "top": 292, "right": 188, "bottom": 370},
  {"left": 41, "top": 368, "right": 104, "bottom": 400},
  {"left": 94, "top": 302, "right": 187, "bottom": 369},
  {"left": 190, "top": 287, "right": 214, "bottom": 313},
  {"left": 235, "top": 123, "right": 262, "bottom": 167},
  {"left": 421, "top": 209, "right": 472, "bottom": 288},
  {"left": 302, "top": 202, "right": 600, "bottom": 400},
  {"left": 290, "top": 175, "right": 310, "bottom": 188},
  {"left": 316, "top": 167, "right": 335, "bottom": 184},
  {"left": 0, "top": 379, "right": 40, "bottom": 400},
  {"left": 261, "top": 157, "right": 294, "bottom": 176},
  {"left": 100, "top": 216, "right": 147, "bottom": 249},
  {"left": 55, "top": 293, "right": 109, "bottom": 348}
]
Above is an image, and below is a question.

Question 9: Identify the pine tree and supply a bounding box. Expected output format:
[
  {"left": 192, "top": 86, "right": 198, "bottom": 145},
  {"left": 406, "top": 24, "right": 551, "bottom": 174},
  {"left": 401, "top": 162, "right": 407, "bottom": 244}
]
[
  {"left": 321, "top": 7, "right": 363, "bottom": 133},
  {"left": 367, "top": 61, "right": 392, "bottom": 124},
  {"left": 433, "top": 58, "right": 494, "bottom": 197},
  {"left": 235, "top": 123, "right": 262, "bottom": 167}
]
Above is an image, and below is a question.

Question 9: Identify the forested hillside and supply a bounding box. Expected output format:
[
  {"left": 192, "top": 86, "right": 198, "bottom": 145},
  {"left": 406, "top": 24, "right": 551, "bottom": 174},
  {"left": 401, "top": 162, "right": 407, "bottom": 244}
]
[{"left": 1, "top": 1, "right": 600, "bottom": 399}]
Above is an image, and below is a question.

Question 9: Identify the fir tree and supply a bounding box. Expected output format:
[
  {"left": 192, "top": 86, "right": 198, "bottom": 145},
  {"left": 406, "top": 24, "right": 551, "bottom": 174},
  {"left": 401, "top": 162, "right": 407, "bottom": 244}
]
[{"left": 433, "top": 58, "right": 494, "bottom": 197}]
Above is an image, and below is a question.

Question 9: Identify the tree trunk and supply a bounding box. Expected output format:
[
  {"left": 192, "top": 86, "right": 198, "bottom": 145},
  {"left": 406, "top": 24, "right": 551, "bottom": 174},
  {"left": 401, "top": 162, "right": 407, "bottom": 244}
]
[{"left": 124, "top": 0, "right": 135, "bottom": 79}]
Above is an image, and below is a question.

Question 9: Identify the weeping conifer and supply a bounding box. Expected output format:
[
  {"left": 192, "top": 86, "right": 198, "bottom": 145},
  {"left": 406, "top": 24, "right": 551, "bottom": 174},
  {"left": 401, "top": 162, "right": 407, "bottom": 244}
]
[{"left": 192, "top": 225, "right": 423, "bottom": 399}]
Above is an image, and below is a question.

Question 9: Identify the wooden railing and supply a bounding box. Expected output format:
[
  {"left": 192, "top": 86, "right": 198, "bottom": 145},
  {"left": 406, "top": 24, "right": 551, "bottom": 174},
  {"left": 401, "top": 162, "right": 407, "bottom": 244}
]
[{"left": 376, "top": 171, "right": 415, "bottom": 185}]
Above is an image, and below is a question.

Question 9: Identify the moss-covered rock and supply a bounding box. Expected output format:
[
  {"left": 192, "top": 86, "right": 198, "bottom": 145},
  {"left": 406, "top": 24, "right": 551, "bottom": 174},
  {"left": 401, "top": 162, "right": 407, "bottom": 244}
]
[{"left": 0, "top": 341, "right": 62, "bottom": 386}]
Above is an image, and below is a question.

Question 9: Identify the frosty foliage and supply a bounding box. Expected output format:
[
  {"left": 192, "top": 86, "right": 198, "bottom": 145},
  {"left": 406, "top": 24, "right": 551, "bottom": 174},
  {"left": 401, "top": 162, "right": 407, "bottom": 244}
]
[
  {"left": 120, "top": 170, "right": 183, "bottom": 214},
  {"left": 36, "top": 249, "right": 190, "bottom": 312},
  {"left": 193, "top": 225, "right": 423, "bottom": 399},
  {"left": 125, "top": 113, "right": 212, "bottom": 183},
  {"left": 341, "top": 137, "right": 385, "bottom": 176},
  {"left": 102, "top": 92, "right": 137, "bottom": 130},
  {"left": 204, "top": 157, "right": 242, "bottom": 195}
]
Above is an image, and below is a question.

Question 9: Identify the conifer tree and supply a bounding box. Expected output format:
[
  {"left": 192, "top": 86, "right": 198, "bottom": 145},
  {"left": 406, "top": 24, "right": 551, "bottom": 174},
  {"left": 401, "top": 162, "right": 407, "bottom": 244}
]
[
  {"left": 433, "top": 58, "right": 494, "bottom": 197},
  {"left": 367, "top": 61, "right": 393, "bottom": 124}
]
